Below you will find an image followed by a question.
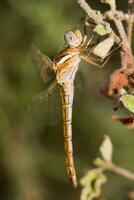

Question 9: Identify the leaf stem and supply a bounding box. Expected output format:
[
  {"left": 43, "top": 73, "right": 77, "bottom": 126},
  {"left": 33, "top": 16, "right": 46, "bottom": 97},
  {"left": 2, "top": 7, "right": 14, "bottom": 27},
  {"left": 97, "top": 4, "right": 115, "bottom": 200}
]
[{"left": 105, "top": 162, "right": 134, "bottom": 181}]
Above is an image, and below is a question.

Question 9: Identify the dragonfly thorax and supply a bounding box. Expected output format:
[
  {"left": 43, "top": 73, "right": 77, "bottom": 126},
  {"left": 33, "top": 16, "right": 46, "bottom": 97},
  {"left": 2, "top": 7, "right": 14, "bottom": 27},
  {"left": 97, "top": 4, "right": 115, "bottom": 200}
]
[{"left": 52, "top": 47, "right": 81, "bottom": 85}]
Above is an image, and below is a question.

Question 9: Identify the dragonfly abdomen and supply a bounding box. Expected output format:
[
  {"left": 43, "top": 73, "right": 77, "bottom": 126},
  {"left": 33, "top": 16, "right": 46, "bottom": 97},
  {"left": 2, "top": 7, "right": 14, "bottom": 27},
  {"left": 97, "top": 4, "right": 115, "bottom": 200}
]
[
  {"left": 63, "top": 116, "right": 77, "bottom": 188},
  {"left": 60, "top": 85, "right": 77, "bottom": 188}
]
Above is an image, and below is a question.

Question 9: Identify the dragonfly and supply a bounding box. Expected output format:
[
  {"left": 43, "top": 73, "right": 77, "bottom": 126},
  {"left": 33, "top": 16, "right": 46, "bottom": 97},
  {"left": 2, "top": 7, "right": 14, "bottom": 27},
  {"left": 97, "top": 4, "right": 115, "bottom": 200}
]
[{"left": 32, "top": 29, "right": 119, "bottom": 188}]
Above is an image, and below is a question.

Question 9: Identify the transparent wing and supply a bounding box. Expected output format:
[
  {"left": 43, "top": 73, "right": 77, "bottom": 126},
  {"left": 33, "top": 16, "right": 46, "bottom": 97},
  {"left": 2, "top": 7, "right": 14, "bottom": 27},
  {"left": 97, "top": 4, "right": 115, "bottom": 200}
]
[
  {"left": 32, "top": 45, "right": 54, "bottom": 83},
  {"left": 30, "top": 80, "right": 61, "bottom": 127},
  {"left": 75, "top": 70, "right": 86, "bottom": 97},
  {"left": 29, "top": 71, "right": 86, "bottom": 127},
  {"left": 72, "top": 70, "right": 89, "bottom": 114}
]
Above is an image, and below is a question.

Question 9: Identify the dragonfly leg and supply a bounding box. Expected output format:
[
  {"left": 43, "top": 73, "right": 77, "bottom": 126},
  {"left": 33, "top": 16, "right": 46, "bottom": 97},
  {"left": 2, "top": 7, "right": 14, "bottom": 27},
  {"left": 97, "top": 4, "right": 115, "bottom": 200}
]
[
  {"left": 98, "top": 39, "right": 122, "bottom": 68},
  {"left": 81, "top": 24, "right": 88, "bottom": 46},
  {"left": 82, "top": 16, "right": 97, "bottom": 46},
  {"left": 81, "top": 37, "right": 121, "bottom": 68},
  {"left": 81, "top": 53, "right": 102, "bottom": 67},
  {"left": 106, "top": 39, "right": 122, "bottom": 57}
]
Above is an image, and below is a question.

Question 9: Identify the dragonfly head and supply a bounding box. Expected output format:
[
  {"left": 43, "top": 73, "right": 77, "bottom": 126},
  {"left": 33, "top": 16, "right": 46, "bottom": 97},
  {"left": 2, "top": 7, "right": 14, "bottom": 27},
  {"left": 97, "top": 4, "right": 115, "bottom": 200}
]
[{"left": 64, "top": 29, "right": 83, "bottom": 47}]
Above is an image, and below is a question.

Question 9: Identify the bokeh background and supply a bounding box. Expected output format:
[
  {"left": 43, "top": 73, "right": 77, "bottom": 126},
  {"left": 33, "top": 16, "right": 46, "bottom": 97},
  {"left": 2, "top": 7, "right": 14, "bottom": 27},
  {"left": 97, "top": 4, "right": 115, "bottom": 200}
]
[{"left": 0, "top": 0, "right": 134, "bottom": 199}]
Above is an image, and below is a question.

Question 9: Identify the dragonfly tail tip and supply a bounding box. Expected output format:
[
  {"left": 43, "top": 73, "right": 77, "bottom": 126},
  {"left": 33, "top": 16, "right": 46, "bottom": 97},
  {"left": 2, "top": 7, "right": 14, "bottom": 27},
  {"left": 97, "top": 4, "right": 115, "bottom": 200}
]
[{"left": 72, "top": 179, "right": 78, "bottom": 188}]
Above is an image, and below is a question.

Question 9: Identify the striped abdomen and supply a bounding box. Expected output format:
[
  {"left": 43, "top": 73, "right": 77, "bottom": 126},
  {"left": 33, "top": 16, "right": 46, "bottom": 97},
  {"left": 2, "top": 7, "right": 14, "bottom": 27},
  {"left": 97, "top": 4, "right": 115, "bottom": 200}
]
[{"left": 60, "top": 83, "right": 77, "bottom": 188}]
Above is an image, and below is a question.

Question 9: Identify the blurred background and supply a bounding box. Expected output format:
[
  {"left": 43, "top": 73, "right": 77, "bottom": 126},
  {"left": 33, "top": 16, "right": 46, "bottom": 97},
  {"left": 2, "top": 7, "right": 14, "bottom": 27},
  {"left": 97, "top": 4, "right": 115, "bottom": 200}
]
[{"left": 0, "top": 0, "right": 134, "bottom": 199}]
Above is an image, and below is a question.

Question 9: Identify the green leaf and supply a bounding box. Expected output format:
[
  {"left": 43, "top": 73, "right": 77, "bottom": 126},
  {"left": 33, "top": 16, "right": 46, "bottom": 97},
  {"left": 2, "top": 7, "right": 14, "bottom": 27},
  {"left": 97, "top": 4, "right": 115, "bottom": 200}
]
[
  {"left": 120, "top": 95, "right": 134, "bottom": 113},
  {"left": 80, "top": 169, "right": 107, "bottom": 200},
  {"left": 93, "top": 24, "right": 111, "bottom": 36},
  {"left": 99, "top": 135, "right": 113, "bottom": 162},
  {"left": 94, "top": 24, "right": 108, "bottom": 36}
]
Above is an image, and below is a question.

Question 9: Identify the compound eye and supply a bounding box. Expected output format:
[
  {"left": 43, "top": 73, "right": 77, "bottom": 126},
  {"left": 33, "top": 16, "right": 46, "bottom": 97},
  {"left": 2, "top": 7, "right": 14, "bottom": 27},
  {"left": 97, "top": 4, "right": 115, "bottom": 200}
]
[
  {"left": 75, "top": 30, "right": 82, "bottom": 44},
  {"left": 64, "top": 31, "right": 76, "bottom": 46}
]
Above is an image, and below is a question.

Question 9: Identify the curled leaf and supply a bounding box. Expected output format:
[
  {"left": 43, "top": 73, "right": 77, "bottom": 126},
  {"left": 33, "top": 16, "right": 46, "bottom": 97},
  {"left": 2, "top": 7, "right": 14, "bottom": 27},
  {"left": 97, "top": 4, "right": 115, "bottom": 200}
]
[
  {"left": 120, "top": 95, "right": 134, "bottom": 113},
  {"left": 80, "top": 169, "right": 107, "bottom": 200},
  {"left": 93, "top": 34, "right": 114, "bottom": 59},
  {"left": 99, "top": 135, "right": 113, "bottom": 162}
]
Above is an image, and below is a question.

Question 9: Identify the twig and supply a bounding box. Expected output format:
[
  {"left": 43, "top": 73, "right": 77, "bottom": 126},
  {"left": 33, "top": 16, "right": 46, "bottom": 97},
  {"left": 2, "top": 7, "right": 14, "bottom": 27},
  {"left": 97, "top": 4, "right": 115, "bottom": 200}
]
[
  {"left": 104, "top": 10, "right": 130, "bottom": 21},
  {"left": 77, "top": 0, "right": 103, "bottom": 24},
  {"left": 127, "top": 0, "right": 134, "bottom": 46},
  {"left": 77, "top": 0, "right": 120, "bottom": 43},
  {"left": 109, "top": 0, "right": 130, "bottom": 51},
  {"left": 109, "top": 0, "right": 134, "bottom": 69},
  {"left": 77, "top": 0, "right": 133, "bottom": 69},
  {"left": 105, "top": 162, "right": 134, "bottom": 181},
  {"left": 113, "top": 17, "right": 133, "bottom": 70},
  {"left": 127, "top": 16, "right": 134, "bottom": 46}
]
